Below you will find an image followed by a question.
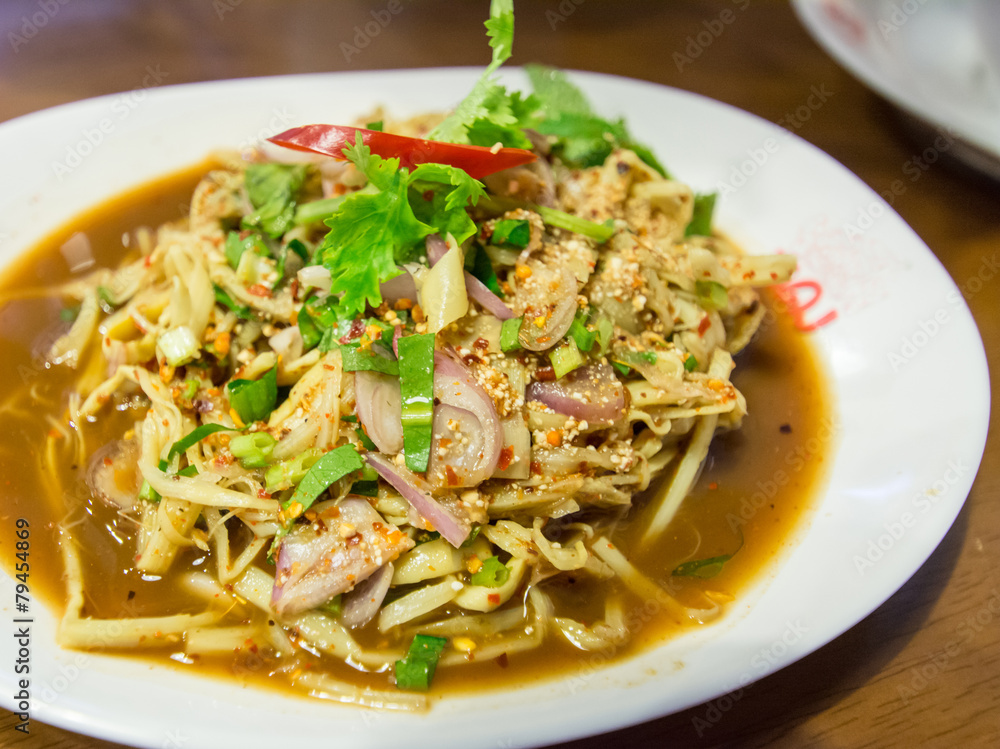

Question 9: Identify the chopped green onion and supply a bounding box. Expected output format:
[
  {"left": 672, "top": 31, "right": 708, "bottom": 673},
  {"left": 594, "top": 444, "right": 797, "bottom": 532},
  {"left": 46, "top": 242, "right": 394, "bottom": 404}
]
[
  {"left": 490, "top": 218, "right": 531, "bottom": 248},
  {"left": 394, "top": 634, "right": 448, "bottom": 692},
  {"left": 610, "top": 350, "right": 657, "bottom": 374},
  {"left": 341, "top": 414, "right": 358, "bottom": 423},
  {"left": 550, "top": 338, "right": 584, "bottom": 379},
  {"left": 297, "top": 306, "right": 323, "bottom": 351},
  {"left": 594, "top": 314, "right": 614, "bottom": 356},
  {"left": 365, "top": 120, "right": 384, "bottom": 132},
  {"left": 470, "top": 556, "right": 510, "bottom": 587},
  {"left": 684, "top": 353, "right": 698, "bottom": 372},
  {"left": 265, "top": 448, "right": 322, "bottom": 492},
  {"left": 338, "top": 343, "right": 400, "bottom": 376},
  {"left": 293, "top": 184, "right": 377, "bottom": 227},
  {"left": 349, "top": 480, "right": 379, "bottom": 497},
  {"left": 59, "top": 306, "right": 80, "bottom": 322},
  {"left": 695, "top": 279, "right": 728, "bottom": 311},
  {"left": 225, "top": 230, "right": 269, "bottom": 269},
  {"left": 567, "top": 310, "right": 597, "bottom": 353},
  {"left": 242, "top": 163, "right": 307, "bottom": 239},
  {"left": 319, "top": 595, "right": 343, "bottom": 616},
  {"left": 685, "top": 192, "right": 717, "bottom": 237},
  {"left": 166, "top": 423, "right": 238, "bottom": 464},
  {"left": 286, "top": 238, "right": 310, "bottom": 262},
  {"left": 355, "top": 426, "right": 377, "bottom": 451},
  {"left": 97, "top": 285, "right": 118, "bottom": 309},
  {"left": 176, "top": 465, "right": 199, "bottom": 478},
  {"left": 138, "top": 480, "right": 160, "bottom": 503},
  {"left": 157, "top": 326, "right": 200, "bottom": 367},
  {"left": 535, "top": 206, "right": 614, "bottom": 243},
  {"left": 235, "top": 245, "right": 273, "bottom": 285},
  {"left": 500, "top": 317, "right": 523, "bottom": 352},
  {"left": 227, "top": 366, "right": 279, "bottom": 424},
  {"left": 181, "top": 378, "right": 200, "bottom": 400},
  {"left": 466, "top": 244, "right": 503, "bottom": 297},
  {"left": 397, "top": 334, "right": 435, "bottom": 474},
  {"left": 229, "top": 432, "right": 278, "bottom": 468},
  {"left": 460, "top": 526, "right": 482, "bottom": 548},
  {"left": 672, "top": 553, "right": 734, "bottom": 579},
  {"left": 611, "top": 360, "right": 630, "bottom": 377},
  {"left": 279, "top": 445, "right": 364, "bottom": 529},
  {"left": 213, "top": 284, "right": 252, "bottom": 320}
]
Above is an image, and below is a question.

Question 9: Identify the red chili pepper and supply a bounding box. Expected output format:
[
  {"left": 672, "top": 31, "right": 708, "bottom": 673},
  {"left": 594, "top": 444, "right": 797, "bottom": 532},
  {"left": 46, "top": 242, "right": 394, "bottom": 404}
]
[{"left": 268, "top": 124, "right": 537, "bottom": 179}]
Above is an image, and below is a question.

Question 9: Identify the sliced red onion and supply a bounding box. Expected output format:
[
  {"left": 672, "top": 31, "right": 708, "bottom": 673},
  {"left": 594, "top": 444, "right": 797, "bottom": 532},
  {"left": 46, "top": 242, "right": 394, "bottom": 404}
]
[
  {"left": 379, "top": 269, "right": 418, "bottom": 305},
  {"left": 426, "top": 234, "right": 449, "bottom": 265},
  {"left": 297, "top": 265, "right": 331, "bottom": 294},
  {"left": 391, "top": 323, "right": 403, "bottom": 358},
  {"left": 517, "top": 268, "right": 578, "bottom": 351},
  {"left": 465, "top": 273, "right": 513, "bottom": 320},
  {"left": 431, "top": 352, "right": 503, "bottom": 487},
  {"left": 426, "top": 235, "right": 512, "bottom": 320},
  {"left": 428, "top": 403, "right": 485, "bottom": 485},
  {"left": 365, "top": 453, "right": 470, "bottom": 548},
  {"left": 340, "top": 561, "right": 394, "bottom": 628},
  {"left": 86, "top": 439, "right": 142, "bottom": 511},
  {"left": 354, "top": 371, "right": 404, "bottom": 454},
  {"left": 271, "top": 498, "right": 413, "bottom": 617},
  {"left": 526, "top": 362, "right": 626, "bottom": 424}
]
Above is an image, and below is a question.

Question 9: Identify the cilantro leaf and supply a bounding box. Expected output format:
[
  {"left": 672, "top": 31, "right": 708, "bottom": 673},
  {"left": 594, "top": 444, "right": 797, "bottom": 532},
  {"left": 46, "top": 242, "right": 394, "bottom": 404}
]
[
  {"left": 428, "top": 0, "right": 521, "bottom": 145},
  {"left": 484, "top": 0, "right": 514, "bottom": 67},
  {"left": 526, "top": 65, "right": 669, "bottom": 176},
  {"left": 408, "top": 163, "right": 487, "bottom": 245},
  {"left": 408, "top": 163, "right": 487, "bottom": 211},
  {"left": 525, "top": 64, "right": 592, "bottom": 117},
  {"left": 316, "top": 136, "right": 431, "bottom": 318}
]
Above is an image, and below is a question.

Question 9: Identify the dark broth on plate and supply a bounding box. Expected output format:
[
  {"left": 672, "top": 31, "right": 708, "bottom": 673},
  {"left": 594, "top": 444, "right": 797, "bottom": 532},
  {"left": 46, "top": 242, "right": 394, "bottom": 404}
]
[{"left": 0, "top": 163, "right": 830, "bottom": 698}]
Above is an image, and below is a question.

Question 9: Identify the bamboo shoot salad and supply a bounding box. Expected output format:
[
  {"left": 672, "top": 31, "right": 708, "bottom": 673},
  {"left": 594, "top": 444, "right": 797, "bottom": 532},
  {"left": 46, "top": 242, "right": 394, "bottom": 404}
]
[{"left": 34, "top": 0, "right": 800, "bottom": 708}]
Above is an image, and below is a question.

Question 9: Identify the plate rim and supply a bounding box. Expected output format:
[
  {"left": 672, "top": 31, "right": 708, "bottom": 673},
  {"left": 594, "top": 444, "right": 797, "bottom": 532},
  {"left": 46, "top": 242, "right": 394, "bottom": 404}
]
[{"left": 0, "top": 67, "right": 990, "bottom": 749}]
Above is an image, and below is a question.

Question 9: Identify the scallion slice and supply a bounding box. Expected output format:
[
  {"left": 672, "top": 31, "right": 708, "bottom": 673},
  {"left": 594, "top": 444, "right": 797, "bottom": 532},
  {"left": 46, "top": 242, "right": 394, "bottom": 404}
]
[
  {"left": 229, "top": 432, "right": 278, "bottom": 468},
  {"left": 470, "top": 556, "right": 510, "bottom": 587},
  {"left": 500, "top": 317, "right": 523, "bottom": 352},
  {"left": 490, "top": 218, "right": 531, "bottom": 248},
  {"left": 166, "top": 423, "right": 238, "bottom": 464},
  {"left": 227, "top": 366, "right": 279, "bottom": 424},
  {"left": 397, "top": 334, "right": 435, "bottom": 473},
  {"left": 394, "top": 634, "right": 448, "bottom": 692},
  {"left": 278, "top": 444, "right": 364, "bottom": 528}
]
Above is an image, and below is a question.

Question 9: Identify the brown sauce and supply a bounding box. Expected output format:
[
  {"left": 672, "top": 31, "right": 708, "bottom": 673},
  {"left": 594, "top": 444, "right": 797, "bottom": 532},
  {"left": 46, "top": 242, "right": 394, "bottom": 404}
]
[{"left": 0, "top": 163, "right": 831, "bottom": 700}]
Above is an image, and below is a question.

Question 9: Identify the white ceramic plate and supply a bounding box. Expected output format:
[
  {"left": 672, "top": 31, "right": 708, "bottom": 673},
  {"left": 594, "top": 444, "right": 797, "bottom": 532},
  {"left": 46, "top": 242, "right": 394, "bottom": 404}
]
[
  {"left": 793, "top": 0, "right": 1000, "bottom": 179},
  {"left": 0, "top": 69, "right": 989, "bottom": 748}
]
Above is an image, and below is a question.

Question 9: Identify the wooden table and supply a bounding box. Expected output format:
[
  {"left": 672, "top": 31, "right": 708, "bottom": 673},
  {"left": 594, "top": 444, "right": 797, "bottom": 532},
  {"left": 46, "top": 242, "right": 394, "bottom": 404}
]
[{"left": 1, "top": 1, "right": 998, "bottom": 746}]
